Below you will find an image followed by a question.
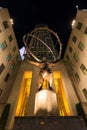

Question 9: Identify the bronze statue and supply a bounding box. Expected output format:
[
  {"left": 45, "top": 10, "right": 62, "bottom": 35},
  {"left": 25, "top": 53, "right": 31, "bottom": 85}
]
[
  {"left": 23, "top": 26, "right": 62, "bottom": 91},
  {"left": 27, "top": 57, "right": 60, "bottom": 91}
]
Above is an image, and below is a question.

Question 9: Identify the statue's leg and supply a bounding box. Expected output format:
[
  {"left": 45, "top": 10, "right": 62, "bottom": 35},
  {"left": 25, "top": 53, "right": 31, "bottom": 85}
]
[
  {"left": 48, "top": 73, "right": 54, "bottom": 91},
  {"left": 38, "top": 73, "right": 44, "bottom": 91}
]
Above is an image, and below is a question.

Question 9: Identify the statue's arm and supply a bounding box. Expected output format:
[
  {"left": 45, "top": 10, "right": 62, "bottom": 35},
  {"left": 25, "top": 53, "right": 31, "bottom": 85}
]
[
  {"left": 27, "top": 59, "right": 41, "bottom": 67},
  {"left": 48, "top": 59, "right": 60, "bottom": 67}
]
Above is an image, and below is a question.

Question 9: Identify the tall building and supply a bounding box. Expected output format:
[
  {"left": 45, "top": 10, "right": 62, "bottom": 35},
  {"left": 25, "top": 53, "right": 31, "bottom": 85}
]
[
  {"left": 0, "top": 8, "right": 21, "bottom": 128},
  {"left": 63, "top": 9, "right": 87, "bottom": 117},
  {"left": 0, "top": 8, "right": 87, "bottom": 130},
  {"left": 8, "top": 26, "right": 79, "bottom": 129}
]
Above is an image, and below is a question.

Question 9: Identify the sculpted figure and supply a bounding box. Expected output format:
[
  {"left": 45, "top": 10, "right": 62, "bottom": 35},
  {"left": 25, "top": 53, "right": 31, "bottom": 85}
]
[{"left": 27, "top": 57, "right": 59, "bottom": 91}]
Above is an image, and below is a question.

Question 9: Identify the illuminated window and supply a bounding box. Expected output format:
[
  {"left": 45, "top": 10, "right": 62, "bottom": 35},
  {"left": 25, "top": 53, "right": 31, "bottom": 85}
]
[
  {"left": 0, "top": 41, "right": 7, "bottom": 50},
  {"left": 75, "top": 72, "right": 80, "bottom": 83},
  {"left": 80, "top": 63, "right": 87, "bottom": 75},
  {"left": 73, "top": 53, "right": 79, "bottom": 62},
  {"left": 11, "top": 63, "right": 15, "bottom": 70},
  {"left": 15, "top": 71, "right": 32, "bottom": 116},
  {"left": 78, "top": 41, "right": 85, "bottom": 51},
  {"left": 76, "top": 22, "right": 82, "bottom": 30},
  {"left": 53, "top": 72, "right": 71, "bottom": 116},
  {"left": 6, "top": 53, "right": 12, "bottom": 61}
]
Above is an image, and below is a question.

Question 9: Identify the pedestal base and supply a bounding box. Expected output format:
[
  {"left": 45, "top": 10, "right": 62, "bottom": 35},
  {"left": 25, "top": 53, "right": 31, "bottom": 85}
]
[{"left": 34, "top": 89, "right": 59, "bottom": 116}]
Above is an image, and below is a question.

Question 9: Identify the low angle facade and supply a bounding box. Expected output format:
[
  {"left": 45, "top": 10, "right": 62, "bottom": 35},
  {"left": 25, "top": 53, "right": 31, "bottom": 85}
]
[{"left": 0, "top": 8, "right": 87, "bottom": 130}]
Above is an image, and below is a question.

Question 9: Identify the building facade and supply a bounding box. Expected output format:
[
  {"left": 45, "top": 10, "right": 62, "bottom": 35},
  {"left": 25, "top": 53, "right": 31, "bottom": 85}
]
[
  {"left": 0, "top": 8, "right": 21, "bottom": 117},
  {"left": 6, "top": 25, "right": 79, "bottom": 129},
  {"left": 63, "top": 10, "right": 87, "bottom": 117},
  {"left": 0, "top": 8, "right": 87, "bottom": 130}
]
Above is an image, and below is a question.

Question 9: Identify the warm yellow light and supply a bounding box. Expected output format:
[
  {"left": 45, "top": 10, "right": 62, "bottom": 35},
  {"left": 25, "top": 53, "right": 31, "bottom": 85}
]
[
  {"left": 10, "top": 18, "right": 14, "bottom": 25},
  {"left": 72, "top": 20, "right": 75, "bottom": 28},
  {"left": 53, "top": 71, "right": 71, "bottom": 116},
  {"left": 15, "top": 71, "right": 32, "bottom": 116},
  {"left": 40, "top": 121, "right": 45, "bottom": 125}
]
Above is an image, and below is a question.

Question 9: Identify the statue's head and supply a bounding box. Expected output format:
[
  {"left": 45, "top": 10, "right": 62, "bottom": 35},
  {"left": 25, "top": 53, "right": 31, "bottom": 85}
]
[{"left": 42, "top": 57, "right": 47, "bottom": 62}]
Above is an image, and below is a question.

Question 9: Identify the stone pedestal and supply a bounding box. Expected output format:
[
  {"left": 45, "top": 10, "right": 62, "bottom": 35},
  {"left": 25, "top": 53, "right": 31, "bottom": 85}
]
[{"left": 34, "top": 90, "right": 59, "bottom": 116}]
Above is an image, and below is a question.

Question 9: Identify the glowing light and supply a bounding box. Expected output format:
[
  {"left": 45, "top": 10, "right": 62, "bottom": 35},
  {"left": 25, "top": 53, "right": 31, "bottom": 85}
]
[
  {"left": 40, "top": 121, "right": 45, "bottom": 125},
  {"left": 10, "top": 18, "right": 14, "bottom": 25},
  {"left": 15, "top": 71, "right": 32, "bottom": 116},
  {"left": 72, "top": 20, "right": 75, "bottom": 28}
]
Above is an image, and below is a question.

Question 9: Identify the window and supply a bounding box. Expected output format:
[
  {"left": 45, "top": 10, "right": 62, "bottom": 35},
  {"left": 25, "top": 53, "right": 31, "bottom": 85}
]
[
  {"left": 84, "top": 27, "right": 87, "bottom": 34},
  {"left": 0, "top": 88, "right": 2, "bottom": 96},
  {"left": 82, "top": 88, "right": 87, "bottom": 99},
  {"left": 16, "top": 53, "right": 21, "bottom": 61},
  {"left": 70, "top": 62, "right": 74, "bottom": 69},
  {"left": 75, "top": 72, "right": 80, "bottom": 82},
  {"left": 80, "top": 64, "right": 87, "bottom": 75},
  {"left": 78, "top": 41, "right": 85, "bottom": 51},
  {"left": 73, "top": 53, "right": 79, "bottom": 62},
  {"left": 68, "top": 46, "right": 73, "bottom": 53},
  {"left": 4, "top": 73, "right": 10, "bottom": 82},
  {"left": 66, "top": 55, "right": 69, "bottom": 61},
  {"left": 13, "top": 46, "right": 16, "bottom": 53},
  {"left": 8, "top": 35, "right": 13, "bottom": 42},
  {"left": 11, "top": 63, "right": 15, "bottom": 70},
  {"left": 0, "top": 41, "right": 7, "bottom": 50},
  {"left": 6, "top": 53, "right": 12, "bottom": 61},
  {"left": 76, "top": 22, "right": 82, "bottom": 30},
  {"left": 3, "top": 21, "right": 9, "bottom": 29},
  {"left": 72, "top": 36, "right": 77, "bottom": 43},
  {"left": 0, "top": 63, "right": 5, "bottom": 74}
]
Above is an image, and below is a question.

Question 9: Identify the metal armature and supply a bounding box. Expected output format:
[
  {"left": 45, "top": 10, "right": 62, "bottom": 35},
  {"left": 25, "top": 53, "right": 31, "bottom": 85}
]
[{"left": 23, "top": 26, "right": 62, "bottom": 62}]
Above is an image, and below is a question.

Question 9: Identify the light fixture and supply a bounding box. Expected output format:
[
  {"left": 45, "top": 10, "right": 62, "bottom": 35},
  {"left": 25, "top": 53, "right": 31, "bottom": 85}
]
[
  {"left": 10, "top": 18, "right": 14, "bottom": 25},
  {"left": 72, "top": 20, "right": 75, "bottom": 28}
]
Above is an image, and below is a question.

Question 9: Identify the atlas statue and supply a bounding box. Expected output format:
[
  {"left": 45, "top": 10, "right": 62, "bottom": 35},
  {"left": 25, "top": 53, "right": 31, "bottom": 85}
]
[{"left": 23, "top": 26, "right": 62, "bottom": 91}]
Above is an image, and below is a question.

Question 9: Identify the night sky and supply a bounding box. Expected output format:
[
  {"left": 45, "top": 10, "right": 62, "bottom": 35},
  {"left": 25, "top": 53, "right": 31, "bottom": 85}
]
[{"left": 0, "top": 0, "right": 87, "bottom": 55}]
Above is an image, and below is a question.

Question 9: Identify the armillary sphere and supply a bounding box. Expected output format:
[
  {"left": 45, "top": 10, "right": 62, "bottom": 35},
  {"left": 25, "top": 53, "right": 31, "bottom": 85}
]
[{"left": 23, "top": 26, "right": 62, "bottom": 62}]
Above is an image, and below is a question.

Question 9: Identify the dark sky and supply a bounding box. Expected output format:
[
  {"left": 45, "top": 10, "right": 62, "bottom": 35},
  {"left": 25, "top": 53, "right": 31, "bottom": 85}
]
[{"left": 0, "top": 0, "right": 87, "bottom": 54}]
